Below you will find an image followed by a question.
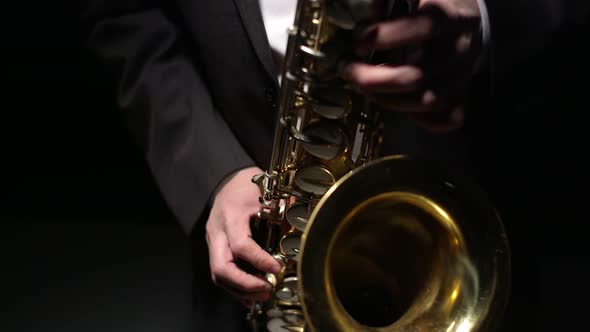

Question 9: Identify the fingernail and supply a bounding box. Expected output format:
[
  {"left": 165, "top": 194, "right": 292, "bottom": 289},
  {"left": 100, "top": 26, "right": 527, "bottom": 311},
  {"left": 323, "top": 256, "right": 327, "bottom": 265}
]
[
  {"left": 358, "top": 26, "right": 378, "bottom": 44},
  {"left": 272, "top": 264, "right": 282, "bottom": 275},
  {"left": 450, "top": 108, "right": 465, "bottom": 125},
  {"left": 338, "top": 61, "right": 353, "bottom": 81},
  {"left": 355, "top": 27, "right": 378, "bottom": 57},
  {"left": 422, "top": 90, "right": 437, "bottom": 106}
]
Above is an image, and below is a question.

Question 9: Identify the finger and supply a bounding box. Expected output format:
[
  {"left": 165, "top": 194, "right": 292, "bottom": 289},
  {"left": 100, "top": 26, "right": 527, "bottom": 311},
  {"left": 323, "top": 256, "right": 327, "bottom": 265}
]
[
  {"left": 418, "top": 1, "right": 482, "bottom": 29},
  {"left": 357, "top": 15, "right": 433, "bottom": 53},
  {"left": 408, "top": 107, "right": 465, "bottom": 133},
  {"left": 241, "top": 291, "right": 271, "bottom": 303},
  {"left": 232, "top": 236, "right": 281, "bottom": 275},
  {"left": 225, "top": 218, "right": 282, "bottom": 274},
  {"left": 342, "top": 63, "right": 424, "bottom": 93},
  {"left": 369, "top": 90, "right": 441, "bottom": 112},
  {"left": 218, "top": 282, "right": 272, "bottom": 303},
  {"left": 208, "top": 229, "right": 273, "bottom": 293},
  {"left": 240, "top": 299, "right": 253, "bottom": 308}
]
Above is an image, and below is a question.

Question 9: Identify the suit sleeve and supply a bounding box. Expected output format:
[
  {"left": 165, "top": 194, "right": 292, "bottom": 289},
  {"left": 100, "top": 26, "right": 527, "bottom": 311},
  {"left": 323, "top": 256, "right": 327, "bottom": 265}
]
[
  {"left": 484, "top": 0, "right": 590, "bottom": 79},
  {"left": 81, "top": 2, "right": 256, "bottom": 234}
]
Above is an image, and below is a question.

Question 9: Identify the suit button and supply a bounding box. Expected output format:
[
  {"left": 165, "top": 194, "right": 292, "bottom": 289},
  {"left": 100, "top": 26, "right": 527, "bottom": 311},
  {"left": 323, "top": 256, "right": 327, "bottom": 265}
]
[
  {"left": 264, "top": 87, "right": 277, "bottom": 108},
  {"left": 264, "top": 87, "right": 275, "bottom": 98}
]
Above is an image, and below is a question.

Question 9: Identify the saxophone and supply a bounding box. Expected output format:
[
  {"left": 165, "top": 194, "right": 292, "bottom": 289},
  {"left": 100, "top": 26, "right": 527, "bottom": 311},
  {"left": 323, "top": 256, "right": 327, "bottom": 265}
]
[{"left": 249, "top": 1, "right": 511, "bottom": 331}]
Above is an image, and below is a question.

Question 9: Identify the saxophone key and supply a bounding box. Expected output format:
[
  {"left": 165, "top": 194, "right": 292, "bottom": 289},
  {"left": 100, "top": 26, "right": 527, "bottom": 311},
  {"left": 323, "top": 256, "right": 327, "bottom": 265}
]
[
  {"left": 286, "top": 204, "right": 310, "bottom": 232},
  {"left": 300, "top": 121, "right": 346, "bottom": 160},
  {"left": 279, "top": 232, "right": 302, "bottom": 262},
  {"left": 293, "top": 165, "right": 335, "bottom": 196},
  {"left": 276, "top": 276, "right": 300, "bottom": 302}
]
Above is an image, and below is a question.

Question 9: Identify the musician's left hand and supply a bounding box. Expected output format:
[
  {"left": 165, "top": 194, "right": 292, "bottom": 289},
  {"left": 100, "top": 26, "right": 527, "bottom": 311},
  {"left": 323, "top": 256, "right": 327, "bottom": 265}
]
[{"left": 342, "top": 0, "right": 485, "bottom": 132}]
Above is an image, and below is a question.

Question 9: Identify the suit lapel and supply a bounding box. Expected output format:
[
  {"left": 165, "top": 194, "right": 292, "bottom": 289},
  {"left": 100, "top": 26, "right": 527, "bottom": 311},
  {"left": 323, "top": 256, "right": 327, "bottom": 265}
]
[{"left": 232, "top": 0, "right": 279, "bottom": 86}]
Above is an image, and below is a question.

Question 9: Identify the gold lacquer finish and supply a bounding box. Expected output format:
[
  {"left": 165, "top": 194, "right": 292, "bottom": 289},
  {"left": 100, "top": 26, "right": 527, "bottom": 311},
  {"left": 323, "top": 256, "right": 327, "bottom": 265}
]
[
  {"left": 249, "top": 0, "right": 511, "bottom": 331},
  {"left": 298, "top": 156, "right": 510, "bottom": 331}
]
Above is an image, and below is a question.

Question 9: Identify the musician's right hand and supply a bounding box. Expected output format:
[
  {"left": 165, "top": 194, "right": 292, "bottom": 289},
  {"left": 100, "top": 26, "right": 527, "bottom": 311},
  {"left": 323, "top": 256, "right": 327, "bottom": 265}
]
[
  {"left": 206, "top": 166, "right": 282, "bottom": 307},
  {"left": 342, "top": 0, "right": 484, "bottom": 133}
]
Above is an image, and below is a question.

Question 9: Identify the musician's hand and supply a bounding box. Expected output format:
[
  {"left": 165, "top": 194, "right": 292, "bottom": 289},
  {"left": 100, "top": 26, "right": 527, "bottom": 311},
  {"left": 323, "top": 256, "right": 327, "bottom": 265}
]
[
  {"left": 206, "top": 166, "right": 282, "bottom": 307},
  {"left": 342, "top": 0, "right": 484, "bottom": 132}
]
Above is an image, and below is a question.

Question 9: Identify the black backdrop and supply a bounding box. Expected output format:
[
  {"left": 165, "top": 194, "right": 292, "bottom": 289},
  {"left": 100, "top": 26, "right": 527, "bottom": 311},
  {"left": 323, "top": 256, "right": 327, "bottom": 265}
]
[
  {"left": 1, "top": 2, "right": 589, "bottom": 332},
  {"left": 1, "top": 3, "right": 194, "bottom": 332},
  {"left": 0, "top": 3, "right": 173, "bottom": 220}
]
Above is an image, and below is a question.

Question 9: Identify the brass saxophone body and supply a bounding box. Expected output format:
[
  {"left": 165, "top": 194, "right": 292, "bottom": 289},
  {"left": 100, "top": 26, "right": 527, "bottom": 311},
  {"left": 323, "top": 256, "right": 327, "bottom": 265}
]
[{"left": 249, "top": 1, "right": 511, "bottom": 331}]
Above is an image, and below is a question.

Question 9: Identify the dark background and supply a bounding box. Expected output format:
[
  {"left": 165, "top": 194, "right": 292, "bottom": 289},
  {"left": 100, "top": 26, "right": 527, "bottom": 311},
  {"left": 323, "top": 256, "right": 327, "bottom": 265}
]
[
  {"left": 1, "top": 3, "right": 194, "bottom": 332},
  {"left": 1, "top": 2, "right": 589, "bottom": 332}
]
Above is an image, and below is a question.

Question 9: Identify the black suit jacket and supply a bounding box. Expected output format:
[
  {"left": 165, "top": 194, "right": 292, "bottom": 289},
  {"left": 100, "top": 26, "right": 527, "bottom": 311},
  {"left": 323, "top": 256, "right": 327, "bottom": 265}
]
[
  {"left": 82, "top": 0, "right": 279, "bottom": 235},
  {"left": 81, "top": 0, "right": 589, "bottom": 233},
  {"left": 82, "top": 1, "right": 590, "bottom": 330}
]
